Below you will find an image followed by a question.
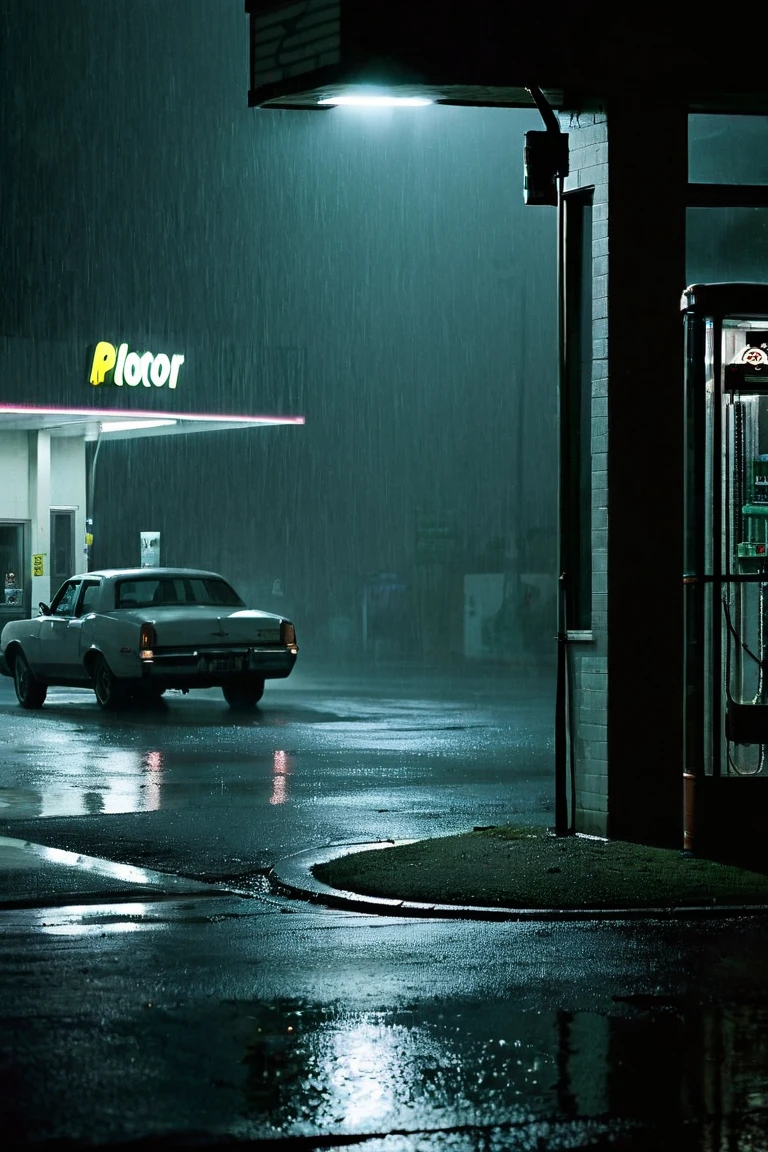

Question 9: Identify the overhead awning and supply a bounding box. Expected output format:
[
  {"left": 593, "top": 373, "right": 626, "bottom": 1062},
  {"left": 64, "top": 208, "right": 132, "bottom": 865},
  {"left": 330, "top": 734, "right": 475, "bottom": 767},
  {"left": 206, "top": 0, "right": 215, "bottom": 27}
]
[
  {"left": 245, "top": 0, "right": 768, "bottom": 115},
  {"left": 0, "top": 405, "right": 305, "bottom": 441}
]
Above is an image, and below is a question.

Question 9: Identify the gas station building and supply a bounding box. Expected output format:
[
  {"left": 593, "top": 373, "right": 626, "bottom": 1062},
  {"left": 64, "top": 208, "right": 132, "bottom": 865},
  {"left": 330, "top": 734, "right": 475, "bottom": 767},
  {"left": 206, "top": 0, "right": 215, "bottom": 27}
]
[
  {"left": 244, "top": 0, "right": 768, "bottom": 863},
  {"left": 0, "top": 331, "right": 304, "bottom": 621}
]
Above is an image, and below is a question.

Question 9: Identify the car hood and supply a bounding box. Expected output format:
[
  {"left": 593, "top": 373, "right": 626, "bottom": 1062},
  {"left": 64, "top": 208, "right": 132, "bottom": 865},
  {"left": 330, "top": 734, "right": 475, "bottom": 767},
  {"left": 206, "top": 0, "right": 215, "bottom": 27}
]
[{"left": 115, "top": 606, "right": 289, "bottom": 645}]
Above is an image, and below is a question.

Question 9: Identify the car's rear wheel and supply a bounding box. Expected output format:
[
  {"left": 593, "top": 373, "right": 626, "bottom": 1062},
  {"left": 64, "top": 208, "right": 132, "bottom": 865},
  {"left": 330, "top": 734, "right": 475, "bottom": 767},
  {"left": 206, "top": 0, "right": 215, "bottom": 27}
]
[
  {"left": 92, "top": 654, "right": 124, "bottom": 710},
  {"left": 13, "top": 651, "right": 46, "bottom": 709},
  {"left": 222, "top": 676, "right": 265, "bottom": 711}
]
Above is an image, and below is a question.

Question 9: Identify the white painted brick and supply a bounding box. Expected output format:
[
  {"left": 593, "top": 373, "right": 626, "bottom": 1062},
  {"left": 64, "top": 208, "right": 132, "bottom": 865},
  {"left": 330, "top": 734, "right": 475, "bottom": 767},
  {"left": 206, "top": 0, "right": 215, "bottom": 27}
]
[
  {"left": 578, "top": 165, "right": 609, "bottom": 189},
  {"left": 579, "top": 772, "right": 609, "bottom": 796},
  {"left": 578, "top": 724, "right": 607, "bottom": 742}
]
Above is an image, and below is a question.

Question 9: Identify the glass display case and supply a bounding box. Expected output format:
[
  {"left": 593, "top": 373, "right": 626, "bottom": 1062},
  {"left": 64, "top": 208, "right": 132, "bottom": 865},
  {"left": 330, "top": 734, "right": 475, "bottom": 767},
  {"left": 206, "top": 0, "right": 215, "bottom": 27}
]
[{"left": 684, "top": 283, "right": 768, "bottom": 778}]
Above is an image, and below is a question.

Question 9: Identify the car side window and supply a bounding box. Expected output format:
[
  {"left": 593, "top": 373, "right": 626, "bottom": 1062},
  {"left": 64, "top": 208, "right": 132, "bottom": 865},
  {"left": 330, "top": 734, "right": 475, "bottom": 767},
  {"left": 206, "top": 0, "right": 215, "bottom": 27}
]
[
  {"left": 75, "top": 582, "right": 100, "bottom": 617},
  {"left": 52, "top": 581, "right": 81, "bottom": 617}
]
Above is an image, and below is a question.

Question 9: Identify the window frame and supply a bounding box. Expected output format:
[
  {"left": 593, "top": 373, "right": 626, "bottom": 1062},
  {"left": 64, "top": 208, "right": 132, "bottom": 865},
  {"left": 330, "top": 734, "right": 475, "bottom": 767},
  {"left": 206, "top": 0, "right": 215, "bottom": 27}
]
[{"left": 75, "top": 580, "right": 101, "bottom": 618}]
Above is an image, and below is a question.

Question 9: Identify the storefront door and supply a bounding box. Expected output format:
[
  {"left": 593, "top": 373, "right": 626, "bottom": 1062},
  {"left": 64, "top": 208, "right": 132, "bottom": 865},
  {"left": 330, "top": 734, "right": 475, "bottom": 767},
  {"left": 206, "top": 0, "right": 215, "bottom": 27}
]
[
  {"left": 50, "top": 510, "right": 75, "bottom": 591},
  {"left": 0, "top": 522, "right": 27, "bottom": 619}
]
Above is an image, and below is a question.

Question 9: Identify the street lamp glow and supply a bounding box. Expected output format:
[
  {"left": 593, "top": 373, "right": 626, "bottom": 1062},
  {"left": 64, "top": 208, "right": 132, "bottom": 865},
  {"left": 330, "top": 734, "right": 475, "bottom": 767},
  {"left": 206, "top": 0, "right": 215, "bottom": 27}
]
[{"left": 317, "top": 94, "right": 433, "bottom": 108}]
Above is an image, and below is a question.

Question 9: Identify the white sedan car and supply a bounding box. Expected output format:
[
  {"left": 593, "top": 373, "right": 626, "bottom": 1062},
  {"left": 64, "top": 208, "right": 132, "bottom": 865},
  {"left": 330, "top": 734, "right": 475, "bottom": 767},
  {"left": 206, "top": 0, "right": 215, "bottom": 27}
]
[{"left": 0, "top": 567, "right": 298, "bottom": 711}]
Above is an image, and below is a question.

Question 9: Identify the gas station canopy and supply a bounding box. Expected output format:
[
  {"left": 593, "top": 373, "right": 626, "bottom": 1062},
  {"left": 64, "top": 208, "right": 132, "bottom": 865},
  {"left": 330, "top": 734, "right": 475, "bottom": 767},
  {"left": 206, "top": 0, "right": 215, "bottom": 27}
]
[
  {"left": 0, "top": 333, "right": 306, "bottom": 438},
  {"left": 0, "top": 405, "right": 304, "bottom": 441}
]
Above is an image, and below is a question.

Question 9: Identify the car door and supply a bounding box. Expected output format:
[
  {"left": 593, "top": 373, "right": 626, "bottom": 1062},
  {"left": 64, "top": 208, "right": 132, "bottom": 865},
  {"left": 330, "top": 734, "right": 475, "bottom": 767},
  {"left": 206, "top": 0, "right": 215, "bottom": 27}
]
[
  {"left": 38, "top": 579, "right": 83, "bottom": 680},
  {"left": 70, "top": 580, "right": 102, "bottom": 679},
  {"left": 57, "top": 580, "right": 102, "bottom": 681}
]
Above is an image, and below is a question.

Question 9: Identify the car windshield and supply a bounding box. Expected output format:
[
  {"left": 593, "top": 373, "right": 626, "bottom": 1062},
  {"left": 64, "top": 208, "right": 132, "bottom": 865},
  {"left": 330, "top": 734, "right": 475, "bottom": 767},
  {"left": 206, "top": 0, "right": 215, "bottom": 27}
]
[{"left": 114, "top": 576, "right": 245, "bottom": 610}]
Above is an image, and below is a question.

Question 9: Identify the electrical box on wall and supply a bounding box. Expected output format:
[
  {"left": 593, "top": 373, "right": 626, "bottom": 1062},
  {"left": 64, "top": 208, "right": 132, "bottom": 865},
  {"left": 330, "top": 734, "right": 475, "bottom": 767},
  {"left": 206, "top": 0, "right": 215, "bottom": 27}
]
[{"left": 524, "top": 130, "right": 569, "bottom": 205}]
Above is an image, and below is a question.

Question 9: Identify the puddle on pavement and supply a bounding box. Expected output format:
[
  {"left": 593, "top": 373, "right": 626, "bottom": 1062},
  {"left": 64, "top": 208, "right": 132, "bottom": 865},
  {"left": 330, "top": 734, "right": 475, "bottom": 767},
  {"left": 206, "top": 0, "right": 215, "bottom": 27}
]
[
  {"left": 0, "top": 746, "right": 299, "bottom": 817},
  {"left": 230, "top": 998, "right": 768, "bottom": 1144}
]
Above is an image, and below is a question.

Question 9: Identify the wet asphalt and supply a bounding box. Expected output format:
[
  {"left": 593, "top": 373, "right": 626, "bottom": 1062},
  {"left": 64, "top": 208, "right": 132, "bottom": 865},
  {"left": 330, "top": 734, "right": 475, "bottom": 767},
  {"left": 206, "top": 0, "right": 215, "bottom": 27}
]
[
  {"left": 1, "top": 661, "right": 768, "bottom": 1149},
  {"left": 0, "top": 662, "right": 555, "bottom": 885}
]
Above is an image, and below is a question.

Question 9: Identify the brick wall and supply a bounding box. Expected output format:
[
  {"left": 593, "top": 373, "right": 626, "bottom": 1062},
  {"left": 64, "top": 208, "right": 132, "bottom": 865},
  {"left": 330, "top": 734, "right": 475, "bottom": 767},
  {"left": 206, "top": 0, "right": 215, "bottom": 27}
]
[
  {"left": 251, "top": 0, "right": 341, "bottom": 89},
  {"left": 561, "top": 113, "right": 609, "bottom": 837}
]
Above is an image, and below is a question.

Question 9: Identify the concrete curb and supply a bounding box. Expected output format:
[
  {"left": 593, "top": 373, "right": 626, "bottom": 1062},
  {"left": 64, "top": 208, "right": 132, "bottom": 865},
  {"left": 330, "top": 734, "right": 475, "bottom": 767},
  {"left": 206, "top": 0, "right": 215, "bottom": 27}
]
[{"left": 269, "top": 840, "right": 768, "bottom": 922}]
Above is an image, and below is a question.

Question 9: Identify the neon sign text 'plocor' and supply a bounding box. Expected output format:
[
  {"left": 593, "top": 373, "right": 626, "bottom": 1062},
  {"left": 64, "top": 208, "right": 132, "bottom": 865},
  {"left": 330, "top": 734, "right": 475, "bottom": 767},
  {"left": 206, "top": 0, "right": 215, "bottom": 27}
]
[{"left": 90, "top": 342, "right": 185, "bottom": 389}]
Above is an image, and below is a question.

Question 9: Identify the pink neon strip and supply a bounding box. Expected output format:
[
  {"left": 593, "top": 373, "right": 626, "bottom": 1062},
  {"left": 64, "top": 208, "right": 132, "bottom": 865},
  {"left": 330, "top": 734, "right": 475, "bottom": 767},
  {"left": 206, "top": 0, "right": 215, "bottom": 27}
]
[{"left": 0, "top": 404, "right": 305, "bottom": 424}]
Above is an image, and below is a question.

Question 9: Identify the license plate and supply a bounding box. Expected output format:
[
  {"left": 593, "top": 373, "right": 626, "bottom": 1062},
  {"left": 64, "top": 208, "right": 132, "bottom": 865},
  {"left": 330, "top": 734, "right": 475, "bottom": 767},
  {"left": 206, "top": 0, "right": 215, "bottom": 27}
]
[{"left": 210, "top": 656, "right": 243, "bottom": 672}]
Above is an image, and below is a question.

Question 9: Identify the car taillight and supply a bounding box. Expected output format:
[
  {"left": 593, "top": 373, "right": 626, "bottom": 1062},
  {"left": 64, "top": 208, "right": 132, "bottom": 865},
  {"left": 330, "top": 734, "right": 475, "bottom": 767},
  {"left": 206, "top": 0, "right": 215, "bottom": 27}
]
[
  {"left": 140, "top": 622, "right": 157, "bottom": 659},
  {"left": 280, "top": 621, "right": 297, "bottom": 647}
]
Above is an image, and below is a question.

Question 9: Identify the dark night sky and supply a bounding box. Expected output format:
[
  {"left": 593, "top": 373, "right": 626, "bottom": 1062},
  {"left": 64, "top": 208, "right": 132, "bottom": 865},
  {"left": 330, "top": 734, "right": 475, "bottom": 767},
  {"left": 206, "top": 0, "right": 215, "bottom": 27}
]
[{"left": 1, "top": 0, "right": 558, "bottom": 650}]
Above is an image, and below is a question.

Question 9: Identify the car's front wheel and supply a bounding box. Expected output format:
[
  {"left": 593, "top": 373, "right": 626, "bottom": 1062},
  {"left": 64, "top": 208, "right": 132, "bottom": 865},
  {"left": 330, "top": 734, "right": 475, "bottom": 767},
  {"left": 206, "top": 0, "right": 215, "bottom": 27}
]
[
  {"left": 13, "top": 651, "right": 46, "bottom": 709},
  {"left": 222, "top": 676, "right": 265, "bottom": 711},
  {"left": 92, "top": 654, "right": 125, "bottom": 710}
]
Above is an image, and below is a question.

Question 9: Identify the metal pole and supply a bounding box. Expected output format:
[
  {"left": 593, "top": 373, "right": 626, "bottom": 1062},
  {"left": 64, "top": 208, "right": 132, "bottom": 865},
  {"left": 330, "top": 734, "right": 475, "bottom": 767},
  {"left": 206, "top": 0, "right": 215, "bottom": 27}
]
[{"left": 554, "top": 171, "right": 570, "bottom": 836}]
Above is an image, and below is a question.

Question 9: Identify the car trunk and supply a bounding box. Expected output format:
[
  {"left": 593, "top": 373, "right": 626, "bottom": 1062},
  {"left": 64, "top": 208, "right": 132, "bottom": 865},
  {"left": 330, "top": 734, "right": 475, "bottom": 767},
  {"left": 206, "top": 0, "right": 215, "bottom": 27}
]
[{"left": 123, "top": 606, "right": 284, "bottom": 648}]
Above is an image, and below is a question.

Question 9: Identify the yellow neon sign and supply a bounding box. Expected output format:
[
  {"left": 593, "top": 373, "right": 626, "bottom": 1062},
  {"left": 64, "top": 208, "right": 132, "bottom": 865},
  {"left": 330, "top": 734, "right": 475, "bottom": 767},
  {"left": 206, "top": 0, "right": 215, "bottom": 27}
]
[{"left": 89, "top": 342, "right": 184, "bottom": 389}]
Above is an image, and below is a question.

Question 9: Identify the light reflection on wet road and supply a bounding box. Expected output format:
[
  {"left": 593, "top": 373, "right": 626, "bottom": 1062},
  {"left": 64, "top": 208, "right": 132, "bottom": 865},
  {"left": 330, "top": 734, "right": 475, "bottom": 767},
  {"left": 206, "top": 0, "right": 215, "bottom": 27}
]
[
  {"left": 3, "top": 668, "right": 768, "bottom": 1147},
  {"left": 0, "top": 669, "right": 554, "bottom": 877},
  {"left": 2, "top": 898, "right": 768, "bottom": 1147}
]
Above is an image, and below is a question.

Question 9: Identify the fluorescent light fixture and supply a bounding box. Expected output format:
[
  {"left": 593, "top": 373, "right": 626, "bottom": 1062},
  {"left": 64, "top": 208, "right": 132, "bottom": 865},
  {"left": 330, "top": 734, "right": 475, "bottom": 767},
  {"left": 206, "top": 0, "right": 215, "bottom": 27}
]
[
  {"left": 100, "top": 418, "right": 177, "bottom": 433},
  {"left": 317, "top": 94, "right": 433, "bottom": 108}
]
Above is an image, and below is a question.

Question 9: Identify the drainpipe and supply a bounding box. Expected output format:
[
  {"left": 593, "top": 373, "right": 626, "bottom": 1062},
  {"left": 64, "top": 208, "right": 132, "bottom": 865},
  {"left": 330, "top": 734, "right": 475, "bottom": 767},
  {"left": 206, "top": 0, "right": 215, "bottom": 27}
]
[
  {"left": 526, "top": 85, "right": 563, "bottom": 141},
  {"left": 524, "top": 87, "right": 571, "bottom": 836},
  {"left": 554, "top": 173, "right": 570, "bottom": 837}
]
